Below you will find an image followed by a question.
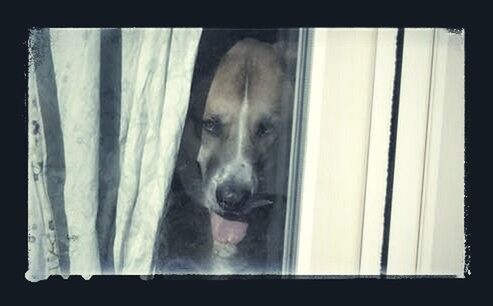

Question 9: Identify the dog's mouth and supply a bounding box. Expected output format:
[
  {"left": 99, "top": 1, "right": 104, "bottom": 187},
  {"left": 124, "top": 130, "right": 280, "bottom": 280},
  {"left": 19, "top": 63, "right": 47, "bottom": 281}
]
[
  {"left": 210, "top": 194, "right": 275, "bottom": 245},
  {"left": 210, "top": 211, "right": 249, "bottom": 245}
]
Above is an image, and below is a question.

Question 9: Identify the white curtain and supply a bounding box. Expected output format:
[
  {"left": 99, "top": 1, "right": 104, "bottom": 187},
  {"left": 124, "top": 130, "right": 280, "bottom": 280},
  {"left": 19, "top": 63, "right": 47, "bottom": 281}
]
[{"left": 27, "top": 28, "right": 202, "bottom": 281}]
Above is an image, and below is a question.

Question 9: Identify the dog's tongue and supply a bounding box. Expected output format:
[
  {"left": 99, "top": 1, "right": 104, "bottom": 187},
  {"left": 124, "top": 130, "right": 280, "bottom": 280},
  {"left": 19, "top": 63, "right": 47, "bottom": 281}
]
[{"left": 210, "top": 211, "right": 248, "bottom": 245}]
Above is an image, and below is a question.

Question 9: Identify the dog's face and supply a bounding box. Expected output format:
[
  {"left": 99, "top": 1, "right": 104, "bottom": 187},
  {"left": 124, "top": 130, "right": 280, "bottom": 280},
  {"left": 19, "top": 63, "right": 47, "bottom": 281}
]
[{"left": 196, "top": 39, "right": 287, "bottom": 245}]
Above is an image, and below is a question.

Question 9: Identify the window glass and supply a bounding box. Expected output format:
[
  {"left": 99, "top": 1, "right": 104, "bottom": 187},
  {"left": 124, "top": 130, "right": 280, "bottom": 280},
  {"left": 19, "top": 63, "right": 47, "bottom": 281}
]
[{"left": 156, "top": 29, "right": 300, "bottom": 274}]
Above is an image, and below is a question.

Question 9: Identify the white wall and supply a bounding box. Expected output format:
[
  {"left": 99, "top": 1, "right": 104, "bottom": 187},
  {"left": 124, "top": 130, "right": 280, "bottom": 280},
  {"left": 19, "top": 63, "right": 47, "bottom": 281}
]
[
  {"left": 388, "top": 29, "right": 465, "bottom": 276},
  {"left": 416, "top": 30, "right": 465, "bottom": 276},
  {"left": 295, "top": 28, "right": 465, "bottom": 276},
  {"left": 296, "top": 28, "right": 380, "bottom": 275},
  {"left": 387, "top": 29, "right": 436, "bottom": 275}
]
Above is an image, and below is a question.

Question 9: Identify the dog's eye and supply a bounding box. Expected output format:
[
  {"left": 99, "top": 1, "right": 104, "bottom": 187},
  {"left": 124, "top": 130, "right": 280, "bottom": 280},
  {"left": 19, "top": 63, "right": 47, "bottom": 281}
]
[
  {"left": 202, "top": 118, "right": 221, "bottom": 136},
  {"left": 256, "top": 121, "right": 274, "bottom": 138}
]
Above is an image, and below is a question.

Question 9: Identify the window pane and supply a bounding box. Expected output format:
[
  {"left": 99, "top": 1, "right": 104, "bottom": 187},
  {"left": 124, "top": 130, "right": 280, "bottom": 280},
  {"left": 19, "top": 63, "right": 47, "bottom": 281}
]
[{"left": 156, "top": 29, "right": 299, "bottom": 274}]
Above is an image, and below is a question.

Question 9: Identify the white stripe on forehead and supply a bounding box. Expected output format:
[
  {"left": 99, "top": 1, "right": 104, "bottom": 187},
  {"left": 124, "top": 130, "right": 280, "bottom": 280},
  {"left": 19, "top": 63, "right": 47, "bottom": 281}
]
[
  {"left": 214, "top": 70, "right": 253, "bottom": 189},
  {"left": 213, "top": 64, "right": 255, "bottom": 192},
  {"left": 236, "top": 71, "right": 249, "bottom": 159}
]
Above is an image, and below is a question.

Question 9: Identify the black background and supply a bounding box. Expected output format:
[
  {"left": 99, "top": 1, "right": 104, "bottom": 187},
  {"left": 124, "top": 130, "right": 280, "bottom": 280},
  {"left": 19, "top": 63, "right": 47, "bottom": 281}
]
[{"left": 5, "top": 2, "right": 484, "bottom": 303}]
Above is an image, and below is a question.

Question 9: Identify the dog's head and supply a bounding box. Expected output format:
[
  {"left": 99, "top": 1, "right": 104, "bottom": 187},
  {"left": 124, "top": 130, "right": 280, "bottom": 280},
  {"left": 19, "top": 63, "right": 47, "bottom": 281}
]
[{"left": 189, "top": 38, "right": 289, "bottom": 245}]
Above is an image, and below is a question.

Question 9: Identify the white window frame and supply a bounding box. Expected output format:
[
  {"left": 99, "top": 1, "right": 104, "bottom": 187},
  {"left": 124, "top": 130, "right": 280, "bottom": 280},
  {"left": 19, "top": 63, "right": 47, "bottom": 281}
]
[
  {"left": 285, "top": 28, "right": 397, "bottom": 275},
  {"left": 283, "top": 28, "right": 464, "bottom": 277},
  {"left": 387, "top": 28, "right": 465, "bottom": 276}
]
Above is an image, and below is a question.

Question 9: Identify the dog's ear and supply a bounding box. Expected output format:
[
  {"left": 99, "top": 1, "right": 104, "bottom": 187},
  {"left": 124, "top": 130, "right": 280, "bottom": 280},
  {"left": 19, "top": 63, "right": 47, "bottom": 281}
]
[
  {"left": 272, "top": 40, "right": 298, "bottom": 78},
  {"left": 272, "top": 40, "right": 296, "bottom": 123}
]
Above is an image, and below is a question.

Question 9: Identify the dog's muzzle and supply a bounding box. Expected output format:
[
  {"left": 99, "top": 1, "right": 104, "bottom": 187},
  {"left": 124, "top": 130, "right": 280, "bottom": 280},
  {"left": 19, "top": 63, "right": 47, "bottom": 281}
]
[
  {"left": 215, "top": 182, "right": 251, "bottom": 212},
  {"left": 211, "top": 186, "right": 276, "bottom": 246}
]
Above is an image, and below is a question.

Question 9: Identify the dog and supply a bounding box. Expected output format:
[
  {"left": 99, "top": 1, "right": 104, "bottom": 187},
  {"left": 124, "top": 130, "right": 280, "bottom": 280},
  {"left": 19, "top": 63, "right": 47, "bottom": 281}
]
[{"left": 156, "top": 37, "right": 293, "bottom": 274}]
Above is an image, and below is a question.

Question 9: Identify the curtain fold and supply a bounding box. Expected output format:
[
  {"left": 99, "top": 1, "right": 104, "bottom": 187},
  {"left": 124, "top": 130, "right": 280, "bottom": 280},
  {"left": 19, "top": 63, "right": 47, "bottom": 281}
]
[
  {"left": 27, "top": 28, "right": 202, "bottom": 280},
  {"left": 50, "top": 28, "right": 102, "bottom": 278},
  {"left": 27, "top": 62, "right": 62, "bottom": 281},
  {"left": 114, "top": 28, "right": 202, "bottom": 274}
]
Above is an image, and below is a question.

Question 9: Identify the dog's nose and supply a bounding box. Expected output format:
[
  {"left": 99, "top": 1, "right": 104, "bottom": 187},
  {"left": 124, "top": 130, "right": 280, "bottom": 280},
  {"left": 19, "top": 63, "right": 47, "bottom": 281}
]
[{"left": 216, "top": 183, "right": 251, "bottom": 211}]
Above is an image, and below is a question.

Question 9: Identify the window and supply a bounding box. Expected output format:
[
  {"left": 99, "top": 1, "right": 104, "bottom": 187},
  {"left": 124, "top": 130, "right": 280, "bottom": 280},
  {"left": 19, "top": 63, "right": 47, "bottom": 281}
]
[
  {"left": 156, "top": 29, "right": 300, "bottom": 274},
  {"left": 27, "top": 28, "right": 466, "bottom": 280}
]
